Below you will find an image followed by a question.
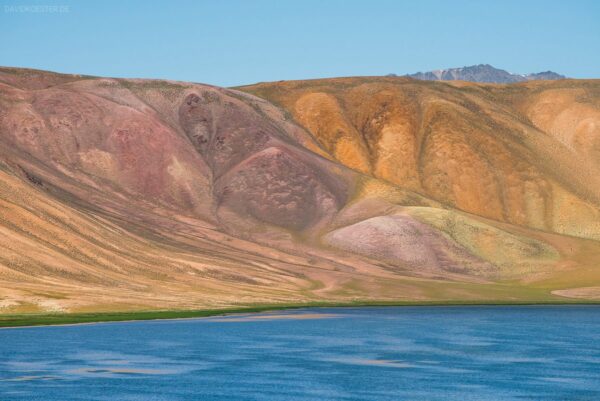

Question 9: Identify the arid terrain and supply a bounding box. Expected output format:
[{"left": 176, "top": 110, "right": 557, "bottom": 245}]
[{"left": 1, "top": 67, "right": 600, "bottom": 313}]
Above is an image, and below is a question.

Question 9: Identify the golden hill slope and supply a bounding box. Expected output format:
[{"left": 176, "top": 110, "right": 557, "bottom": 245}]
[{"left": 240, "top": 77, "right": 600, "bottom": 240}]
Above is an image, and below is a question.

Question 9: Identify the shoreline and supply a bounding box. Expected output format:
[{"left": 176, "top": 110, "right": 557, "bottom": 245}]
[{"left": 2, "top": 300, "right": 600, "bottom": 329}]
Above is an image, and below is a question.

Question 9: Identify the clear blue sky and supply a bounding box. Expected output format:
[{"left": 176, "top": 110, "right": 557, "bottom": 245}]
[{"left": 1, "top": 0, "right": 599, "bottom": 86}]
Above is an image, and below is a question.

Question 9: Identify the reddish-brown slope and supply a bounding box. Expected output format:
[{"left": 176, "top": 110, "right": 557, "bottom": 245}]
[{"left": 0, "top": 70, "right": 355, "bottom": 235}]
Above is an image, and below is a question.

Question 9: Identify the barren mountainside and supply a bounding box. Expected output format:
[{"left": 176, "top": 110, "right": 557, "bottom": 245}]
[
  {"left": 240, "top": 77, "right": 600, "bottom": 239},
  {"left": 1, "top": 67, "right": 600, "bottom": 313}
]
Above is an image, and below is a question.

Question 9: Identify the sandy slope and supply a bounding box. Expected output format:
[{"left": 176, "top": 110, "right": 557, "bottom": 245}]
[{"left": 0, "top": 67, "right": 599, "bottom": 313}]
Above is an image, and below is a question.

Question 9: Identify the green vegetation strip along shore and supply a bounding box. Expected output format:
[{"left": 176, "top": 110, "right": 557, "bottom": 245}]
[{"left": 2, "top": 300, "right": 600, "bottom": 328}]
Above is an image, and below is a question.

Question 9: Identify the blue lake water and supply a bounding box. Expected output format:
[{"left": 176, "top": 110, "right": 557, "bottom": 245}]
[{"left": 1, "top": 306, "right": 600, "bottom": 400}]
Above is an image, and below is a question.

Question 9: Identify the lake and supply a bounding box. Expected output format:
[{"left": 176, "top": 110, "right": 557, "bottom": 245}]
[{"left": 1, "top": 306, "right": 600, "bottom": 400}]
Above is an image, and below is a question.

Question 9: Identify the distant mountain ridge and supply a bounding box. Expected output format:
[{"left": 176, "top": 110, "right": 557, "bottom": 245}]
[{"left": 405, "top": 64, "right": 566, "bottom": 83}]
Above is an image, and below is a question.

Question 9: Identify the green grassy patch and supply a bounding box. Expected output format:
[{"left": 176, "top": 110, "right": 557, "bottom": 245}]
[{"left": 2, "top": 300, "right": 600, "bottom": 328}]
